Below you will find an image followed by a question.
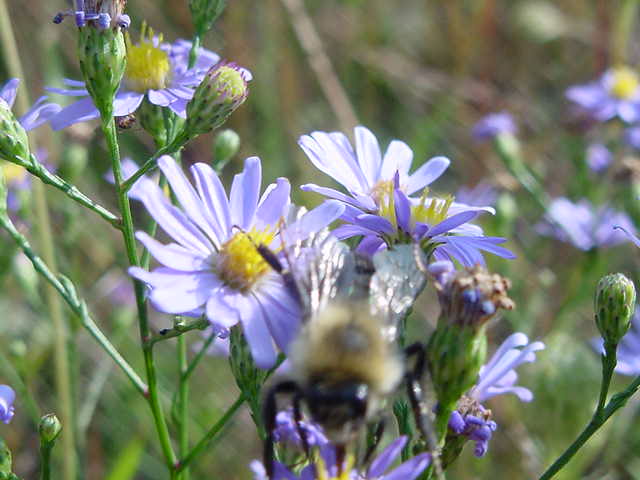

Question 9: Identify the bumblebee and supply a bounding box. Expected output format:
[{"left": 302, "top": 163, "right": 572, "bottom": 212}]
[
  {"left": 115, "top": 114, "right": 136, "bottom": 130},
  {"left": 261, "top": 231, "right": 432, "bottom": 477}
]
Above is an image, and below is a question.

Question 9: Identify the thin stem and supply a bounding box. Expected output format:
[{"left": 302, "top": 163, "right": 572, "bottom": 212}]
[
  {"left": 177, "top": 333, "right": 190, "bottom": 480},
  {"left": 182, "top": 330, "right": 217, "bottom": 383},
  {"left": 188, "top": 34, "right": 201, "bottom": 69},
  {"left": 597, "top": 344, "right": 617, "bottom": 412},
  {"left": 538, "top": 354, "right": 640, "bottom": 480},
  {"left": 101, "top": 117, "right": 178, "bottom": 469},
  {"left": 0, "top": 214, "right": 147, "bottom": 394},
  {"left": 121, "top": 138, "right": 186, "bottom": 193},
  {"left": 0, "top": 3, "right": 76, "bottom": 477},
  {"left": 24, "top": 154, "right": 122, "bottom": 229},
  {"left": 175, "top": 394, "right": 246, "bottom": 474},
  {"left": 40, "top": 444, "right": 53, "bottom": 480},
  {"left": 147, "top": 318, "right": 209, "bottom": 346}
]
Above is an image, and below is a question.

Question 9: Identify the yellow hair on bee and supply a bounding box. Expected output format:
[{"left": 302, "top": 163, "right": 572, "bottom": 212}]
[{"left": 289, "top": 303, "right": 404, "bottom": 398}]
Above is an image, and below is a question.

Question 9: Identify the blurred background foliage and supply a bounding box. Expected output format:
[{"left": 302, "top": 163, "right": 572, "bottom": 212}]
[{"left": 1, "top": 0, "right": 640, "bottom": 478}]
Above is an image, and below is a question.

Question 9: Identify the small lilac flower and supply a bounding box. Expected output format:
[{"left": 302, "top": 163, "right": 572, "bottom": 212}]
[
  {"left": 47, "top": 28, "right": 228, "bottom": 130},
  {"left": 128, "top": 155, "right": 344, "bottom": 368},
  {"left": 299, "top": 126, "right": 450, "bottom": 214},
  {"left": 593, "top": 307, "right": 640, "bottom": 376},
  {"left": 333, "top": 181, "right": 514, "bottom": 265},
  {"left": 537, "top": 197, "right": 636, "bottom": 251},
  {"left": 566, "top": 67, "right": 640, "bottom": 123},
  {"left": 455, "top": 182, "right": 498, "bottom": 208},
  {"left": 0, "top": 79, "right": 61, "bottom": 132},
  {"left": 0, "top": 385, "right": 15, "bottom": 424},
  {"left": 471, "top": 112, "right": 517, "bottom": 141},
  {"left": 449, "top": 332, "right": 544, "bottom": 457},
  {"left": 273, "top": 408, "right": 329, "bottom": 449},
  {"left": 251, "top": 436, "right": 430, "bottom": 480},
  {"left": 586, "top": 143, "right": 612, "bottom": 172}
]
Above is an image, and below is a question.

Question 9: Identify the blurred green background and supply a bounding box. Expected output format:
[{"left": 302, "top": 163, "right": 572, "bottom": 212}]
[{"left": 2, "top": 0, "right": 640, "bottom": 478}]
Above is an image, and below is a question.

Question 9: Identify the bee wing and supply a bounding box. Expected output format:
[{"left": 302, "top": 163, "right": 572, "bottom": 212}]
[{"left": 369, "top": 244, "right": 428, "bottom": 341}]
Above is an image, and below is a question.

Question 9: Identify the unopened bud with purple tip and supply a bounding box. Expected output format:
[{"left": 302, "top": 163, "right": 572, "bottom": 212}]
[
  {"left": 184, "top": 63, "right": 249, "bottom": 139},
  {"left": 595, "top": 273, "right": 636, "bottom": 348},
  {"left": 53, "top": 0, "right": 129, "bottom": 30}
]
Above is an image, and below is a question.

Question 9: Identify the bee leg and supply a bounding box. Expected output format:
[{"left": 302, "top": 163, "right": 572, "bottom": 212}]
[
  {"left": 404, "top": 342, "right": 444, "bottom": 477},
  {"left": 363, "top": 417, "right": 386, "bottom": 466},
  {"left": 263, "top": 380, "right": 301, "bottom": 480},
  {"left": 256, "top": 245, "right": 302, "bottom": 306},
  {"left": 335, "top": 443, "right": 347, "bottom": 475},
  {"left": 292, "top": 392, "right": 311, "bottom": 459}
]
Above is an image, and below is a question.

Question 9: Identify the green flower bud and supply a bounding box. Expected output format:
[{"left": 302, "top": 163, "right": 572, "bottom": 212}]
[
  {"left": 213, "top": 129, "right": 240, "bottom": 171},
  {"left": 77, "top": 26, "right": 127, "bottom": 118},
  {"left": 38, "top": 414, "right": 62, "bottom": 445},
  {"left": 595, "top": 273, "right": 636, "bottom": 347},
  {"left": 137, "top": 99, "right": 169, "bottom": 147},
  {"left": 185, "top": 63, "right": 249, "bottom": 138},
  {"left": 189, "top": 0, "right": 227, "bottom": 36},
  {"left": 427, "top": 322, "right": 487, "bottom": 409},
  {"left": 0, "top": 100, "right": 30, "bottom": 165}
]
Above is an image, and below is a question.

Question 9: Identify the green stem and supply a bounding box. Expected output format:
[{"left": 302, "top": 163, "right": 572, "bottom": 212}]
[
  {"left": 0, "top": 214, "right": 147, "bottom": 394},
  {"left": 23, "top": 154, "right": 121, "bottom": 229},
  {"left": 121, "top": 138, "right": 186, "bottom": 193},
  {"left": 101, "top": 117, "right": 178, "bottom": 469},
  {"left": 175, "top": 395, "right": 246, "bottom": 474},
  {"left": 182, "top": 330, "right": 217, "bottom": 383},
  {"left": 39, "top": 444, "right": 53, "bottom": 480},
  {"left": 147, "top": 318, "right": 209, "bottom": 346},
  {"left": 188, "top": 35, "right": 201, "bottom": 69},
  {"left": 0, "top": 3, "right": 76, "bottom": 477},
  {"left": 597, "top": 344, "right": 617, "bottom": 412},
  {"left": 177, "top": 333, "right": 190, "bottom": 480},
  {"left": 538, "top": 351, "right": 639, "bottom": 480}
]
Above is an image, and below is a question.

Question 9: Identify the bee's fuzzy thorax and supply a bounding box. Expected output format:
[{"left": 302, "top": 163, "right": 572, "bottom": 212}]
[{"left": 289, "top": 303, "right": 404, "bottom": 397}]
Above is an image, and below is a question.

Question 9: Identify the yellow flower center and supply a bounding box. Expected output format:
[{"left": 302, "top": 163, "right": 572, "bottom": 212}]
[
  {"left": 217, "top": 228, "right": 276, "bottom": 292},
  {"left": 214, "top": 66, "right": 246, "bottom": 100},
  {"left": 315, "top": 453, "right": 356, "bottom": 480},
  {"left": 2, "top": 162, "right": 26, "bottom": 184},
  {"left": 125, "top": 24, "right": 171, "bottom": 92},
  {"left": 609, "top": 66, "right": 639, "bottom": 99},
  {"left": 413, "top": 189, "right": 454, "bottom": 227},
  {"left": 371, "top": 179, "right": 397, "bottom": 228}
]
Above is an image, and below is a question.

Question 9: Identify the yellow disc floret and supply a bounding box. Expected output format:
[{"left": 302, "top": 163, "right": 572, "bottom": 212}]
[
  {"left": 125, "top": 24, "right": 171, "bottom": 92},
  {"left": 371, "top": 179, "right": 397, "bottom": 228},
  {"left": 609, "top": 66, "right": 639, "bottom": 99},
  {"left": 315, "top": 453, "right": 355, "bottom": 480},
  {"left": 413, "top": 189, "right": 454, "bottom": 226},
  {"left": 217, "top": 228, "right": 276, "bottom": 292}
]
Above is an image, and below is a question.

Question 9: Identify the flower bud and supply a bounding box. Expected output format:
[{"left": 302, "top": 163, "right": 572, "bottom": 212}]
[
  {"left": 137, "top": 99, "right": 170, "bottom": 147},
  {"left": 0, "top": 100, "right": 30, "bottom": 165},
  {"left": 595, "top": 273, "right": 636, "bottom": 347},
  {"left": 38, "top": 414, "right": 62, "bottom": 445},
  {"left": 0, "top": 437, "right": 12, "bottom": 475},
  {"left": 185, "top": 63, "right": 249, "bottom": 138},
  {"left": 213, "top": 129, "right": 240, "bottom": 171},
  {"left": 77, "top": 26, "right": 127, "bottom": 118},
  {"left": 427, "top": 321, "right": 487, "bottom": 410},
  {"left": 189, "top": 0, "right": 227, "bottom": 36}
]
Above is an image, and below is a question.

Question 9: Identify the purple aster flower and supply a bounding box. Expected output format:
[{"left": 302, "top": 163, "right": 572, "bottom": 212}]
[
  {"left": 586, "top": 143, "right": 612, "bottom": 172},
  {"left": 448, "top": 332, "right": 544, "bottom": 457},
  {"left": 566, "top": 67, "right": 640, "bottom": 123},
  {"left": 471, "top": 112, "right": 517, "bottom": 141},
  {"left": 53, "top": 0, "right": 130, "bottom": 30},
  {"left": 593, "top": 307, "right": 640, "bottom": 376},
  {"left": 455, "top": 182, "right": 498, "bottom": 208},
  {"left": 47, "top": 27, "right": 233, "bottom": 130},
  {"left": 0, "top": 385, "right": 15, "bottom": 424},
  {"left": 251, "top": 436, "right": 430, "bottom": 480},
  {"left": 1, "top": 79, "right": 61, "bottom": 132},
  {"left": 299, "top": 126, "right": 450, "bottom": 214},
  {"left": 128, "top": 155, "right": 344, "bottom": 368},
  {"left": 333, "top": 180, "right": 514, "bottom": 266},
  {"left": 537, "top": 197, "right": 636, "bottom": 251},
  {"left": 272, "top": 408, "right": 329, "bottom": 449}
]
